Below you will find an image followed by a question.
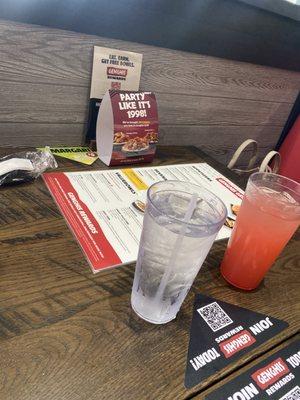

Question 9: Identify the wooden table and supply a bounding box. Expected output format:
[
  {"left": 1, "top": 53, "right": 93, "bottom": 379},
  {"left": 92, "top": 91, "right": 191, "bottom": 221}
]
[{"left": 0, "top": 146, "right": 299, "bottom": 400}]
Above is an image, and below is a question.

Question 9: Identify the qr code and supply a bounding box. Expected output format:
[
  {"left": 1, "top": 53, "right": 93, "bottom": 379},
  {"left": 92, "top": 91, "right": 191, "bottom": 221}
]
[
  {"left": 197, "top": 302, "right": 233, "bottom": 332},
  {"left": 279, "top": 386, "right": 300, "bottom": 400}
]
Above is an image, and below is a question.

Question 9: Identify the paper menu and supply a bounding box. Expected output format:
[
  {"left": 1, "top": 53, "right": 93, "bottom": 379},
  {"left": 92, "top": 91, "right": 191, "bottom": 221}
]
[{"left": 43, "top": 163, "right": 244, "bottom": 273}]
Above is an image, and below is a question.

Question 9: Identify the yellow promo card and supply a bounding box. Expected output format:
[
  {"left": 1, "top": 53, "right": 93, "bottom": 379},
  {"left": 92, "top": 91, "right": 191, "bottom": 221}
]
[{"left": 38, "top": 147, "right": 98, "bottom": 165}]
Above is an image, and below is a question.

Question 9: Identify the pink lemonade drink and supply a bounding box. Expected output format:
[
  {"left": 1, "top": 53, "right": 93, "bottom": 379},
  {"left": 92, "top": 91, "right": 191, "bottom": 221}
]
[{"left": 221, "top": 173, "right": 300, "bottom": 290}]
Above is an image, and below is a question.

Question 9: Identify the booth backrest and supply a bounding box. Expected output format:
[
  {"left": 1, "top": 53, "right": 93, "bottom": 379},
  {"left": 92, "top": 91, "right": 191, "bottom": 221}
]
[{"left": 1, "top": 19, "right": 300, "bottom": 165}]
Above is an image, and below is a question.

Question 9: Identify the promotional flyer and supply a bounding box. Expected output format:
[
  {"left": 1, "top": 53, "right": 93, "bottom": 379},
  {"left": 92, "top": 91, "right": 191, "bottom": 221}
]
[
  {"left": 43, "top": 163, "right": 243, "bottom": 273},
  {"left": 90, "top": 47, "right": 143, "bottom": 99},
  {"left": 86, "top": 46, "right": 143, "bottom": 145},
  {"left": 38, "top": 147, "right": 98, "bottom": 165},
  {"left": 96, "top": 90, "right": 158, "bottom": 166}
]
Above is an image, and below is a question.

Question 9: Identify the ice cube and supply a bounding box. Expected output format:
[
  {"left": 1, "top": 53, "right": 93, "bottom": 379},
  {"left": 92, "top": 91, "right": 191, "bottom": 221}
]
[{"left": 282, "top": 191, "right": 297, "bottom": 204}]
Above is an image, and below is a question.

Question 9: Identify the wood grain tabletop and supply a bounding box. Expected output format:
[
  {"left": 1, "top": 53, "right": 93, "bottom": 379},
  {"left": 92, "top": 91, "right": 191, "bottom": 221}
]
[{"left": 0, "top": 145, "right": 299, "bottom": 400}]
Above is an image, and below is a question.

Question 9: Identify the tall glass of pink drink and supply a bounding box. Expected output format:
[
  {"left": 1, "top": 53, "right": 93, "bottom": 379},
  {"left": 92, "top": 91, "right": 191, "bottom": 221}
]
[{"left": 221, "top": 173, "right": 300, "bottom": 290}]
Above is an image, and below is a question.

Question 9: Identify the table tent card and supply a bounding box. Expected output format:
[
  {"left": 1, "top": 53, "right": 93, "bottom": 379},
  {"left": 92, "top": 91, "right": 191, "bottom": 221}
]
[
  {"left": 96, "top": 90, "right": 158, "bottom": 166},
  {"left": 185, "top": 294, "right": 289, "bottom": 389},
  {"left": 206, "top": 339, "right": 300, "bottom": 399},
  {"left": 86, "top": 47, "right": 143, "bottom": 146}
]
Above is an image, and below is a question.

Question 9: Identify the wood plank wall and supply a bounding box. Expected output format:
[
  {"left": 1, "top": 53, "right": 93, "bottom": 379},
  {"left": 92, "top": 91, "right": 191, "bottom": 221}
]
[{"left": 1, "top": 19, "right": 300, "bottom": 165}]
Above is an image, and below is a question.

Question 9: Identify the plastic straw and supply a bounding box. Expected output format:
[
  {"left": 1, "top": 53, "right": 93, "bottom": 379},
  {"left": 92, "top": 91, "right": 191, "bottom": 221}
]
[{"left": 153, "top": 192, "right": 199, "bottom": 311}]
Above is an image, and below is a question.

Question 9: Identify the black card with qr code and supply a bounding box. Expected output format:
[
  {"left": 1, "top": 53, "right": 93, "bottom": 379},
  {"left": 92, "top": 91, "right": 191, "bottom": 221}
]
[
  {"left": 185, "top": 294, "right": 289, "bottom": 389},
  {"left": 205, "top": 339, "right": 300, "bottom": 400}
]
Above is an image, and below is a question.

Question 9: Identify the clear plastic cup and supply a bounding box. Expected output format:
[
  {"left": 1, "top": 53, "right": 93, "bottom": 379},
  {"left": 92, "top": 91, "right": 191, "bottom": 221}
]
[
  {"left": 221, "top": 173, "right": 300, "bottom": 290},
  {"left": 131, "top": 180, "right": 227, "bottom": 324}
]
